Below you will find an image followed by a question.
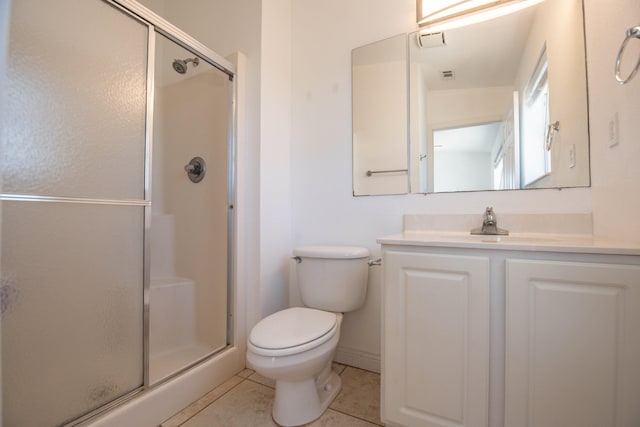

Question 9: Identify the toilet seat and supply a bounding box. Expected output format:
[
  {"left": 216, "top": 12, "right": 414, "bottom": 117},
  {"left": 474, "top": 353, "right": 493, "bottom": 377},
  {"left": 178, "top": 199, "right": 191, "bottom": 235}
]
[{"left": 249, "top": 307, "right": 338, "bottom": 357}]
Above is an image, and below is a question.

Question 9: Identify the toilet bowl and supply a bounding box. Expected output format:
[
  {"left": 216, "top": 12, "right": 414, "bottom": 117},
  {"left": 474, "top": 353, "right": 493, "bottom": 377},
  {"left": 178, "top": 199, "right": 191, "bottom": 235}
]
[
  {"left": 247, "top": 307, "right": 343, "bottom": 426},
  {"left": 246, "top": 246, "right": 370, "bottom": 426}
]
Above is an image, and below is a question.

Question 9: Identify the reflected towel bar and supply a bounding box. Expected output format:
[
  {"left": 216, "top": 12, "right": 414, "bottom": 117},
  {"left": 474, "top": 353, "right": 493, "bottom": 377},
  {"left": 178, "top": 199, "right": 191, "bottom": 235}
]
[{"left": 366, "top": 169, "right": 408, "bottom": 176}]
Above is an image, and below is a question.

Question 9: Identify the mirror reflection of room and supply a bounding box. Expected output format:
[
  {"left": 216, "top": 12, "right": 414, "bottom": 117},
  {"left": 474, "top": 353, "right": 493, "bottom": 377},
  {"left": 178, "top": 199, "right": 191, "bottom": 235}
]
[
  {"left": 352, "top": 34, "right": 409, "bottom": 196},
  {"left": 352, "top": 0, "right": 590, "bottom": 195},
  {"left": 433, "top": 121, "right": 506, "bottom": 193},
  {"left": 411, "top": 0, "right": 590, "bottom": 193}
]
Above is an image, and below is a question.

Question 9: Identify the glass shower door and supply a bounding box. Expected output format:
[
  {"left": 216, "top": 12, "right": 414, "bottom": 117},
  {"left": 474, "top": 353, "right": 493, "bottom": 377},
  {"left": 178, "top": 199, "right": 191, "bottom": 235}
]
[
  {"left": 149, "top": 33, "right": 231, "bottom": 384},
  {"left": 1, "top": 1, "right": 149, "bottom": 425}
]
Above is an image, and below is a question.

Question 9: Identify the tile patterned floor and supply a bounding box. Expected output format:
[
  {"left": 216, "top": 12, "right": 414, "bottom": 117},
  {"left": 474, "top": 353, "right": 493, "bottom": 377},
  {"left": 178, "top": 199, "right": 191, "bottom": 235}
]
[{"left": 160, "top": 364, "right": 384, "bottom": 427}]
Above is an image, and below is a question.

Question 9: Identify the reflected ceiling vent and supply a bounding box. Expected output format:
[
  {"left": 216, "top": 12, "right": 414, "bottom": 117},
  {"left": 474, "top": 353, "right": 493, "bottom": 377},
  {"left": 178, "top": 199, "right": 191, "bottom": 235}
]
[
  {"left": 440, "top": 69, "right": 455, "bottom": 80},
  {"left": 416, "top": 32, "right": 446, "bottom": 48}
]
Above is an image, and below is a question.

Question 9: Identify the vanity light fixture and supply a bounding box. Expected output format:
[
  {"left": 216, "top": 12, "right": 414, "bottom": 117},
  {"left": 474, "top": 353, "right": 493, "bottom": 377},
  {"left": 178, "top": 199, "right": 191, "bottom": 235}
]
[{"left": 417, "top": 0, "right": 544, "bottom": 33}]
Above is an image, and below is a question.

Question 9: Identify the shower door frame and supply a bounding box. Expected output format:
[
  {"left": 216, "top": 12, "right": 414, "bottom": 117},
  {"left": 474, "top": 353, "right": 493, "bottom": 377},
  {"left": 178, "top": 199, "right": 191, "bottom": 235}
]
[{"left": 109, "top": 0, "right": 238, "bottom": 398}]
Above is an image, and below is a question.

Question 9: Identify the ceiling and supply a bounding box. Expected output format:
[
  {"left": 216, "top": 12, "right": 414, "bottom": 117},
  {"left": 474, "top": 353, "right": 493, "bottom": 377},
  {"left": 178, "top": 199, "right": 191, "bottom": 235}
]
[{"left": 412, "top": 5, "right": 539, "bottom": 91}]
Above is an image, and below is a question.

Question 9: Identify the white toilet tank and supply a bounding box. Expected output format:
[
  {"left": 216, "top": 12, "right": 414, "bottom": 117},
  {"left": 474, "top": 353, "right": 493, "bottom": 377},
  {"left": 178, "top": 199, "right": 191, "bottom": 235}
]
[{"left": 293, "top": 246, "right": 370, "bottom": 313}]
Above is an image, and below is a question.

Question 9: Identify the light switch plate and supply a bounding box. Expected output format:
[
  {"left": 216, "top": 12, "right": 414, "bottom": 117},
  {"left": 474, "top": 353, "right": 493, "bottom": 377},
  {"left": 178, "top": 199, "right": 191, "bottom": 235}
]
[
  {"left": 569, "top": 144, "right": 576, "bottom": 168},
  {"left": 608, "top": 112, "right": 619, "bottom": 147}
]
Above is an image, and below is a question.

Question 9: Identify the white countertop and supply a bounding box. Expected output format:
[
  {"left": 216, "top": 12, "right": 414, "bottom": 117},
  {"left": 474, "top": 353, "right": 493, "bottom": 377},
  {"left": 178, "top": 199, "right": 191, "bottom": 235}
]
[{"left": 377, "top": 231, "right": 640, "bottom": 255}]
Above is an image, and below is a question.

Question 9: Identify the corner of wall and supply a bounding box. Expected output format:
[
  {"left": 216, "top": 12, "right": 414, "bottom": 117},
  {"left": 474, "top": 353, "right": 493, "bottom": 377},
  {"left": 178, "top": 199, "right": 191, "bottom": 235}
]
[
  {"left": 584, "top": 0, "right": 640, "bottom": 242},
  {"left": 258, "top": 0, "right": 294, "bottom": 318}
]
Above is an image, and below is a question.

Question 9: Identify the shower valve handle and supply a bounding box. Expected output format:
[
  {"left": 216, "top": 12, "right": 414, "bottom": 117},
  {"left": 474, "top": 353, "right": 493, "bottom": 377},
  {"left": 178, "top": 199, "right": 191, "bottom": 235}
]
[
  {"left": 184, "top": 163, "right": 199, "bottom": 173},
  {"left": 184, "top": 157, "right": 206, "bottom": 183}
]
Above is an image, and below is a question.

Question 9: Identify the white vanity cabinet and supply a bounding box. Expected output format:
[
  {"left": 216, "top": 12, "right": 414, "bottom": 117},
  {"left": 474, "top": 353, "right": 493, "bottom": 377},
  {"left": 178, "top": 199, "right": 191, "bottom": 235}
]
[
  {"left": 505, "top": 259, "right": 640, "bottom": 427},
  {"left": 379, "top": 235, "right": 640, "bottom": 427},
  {"left": 381, "top": 250, "right": 490, "bottom": 427}
]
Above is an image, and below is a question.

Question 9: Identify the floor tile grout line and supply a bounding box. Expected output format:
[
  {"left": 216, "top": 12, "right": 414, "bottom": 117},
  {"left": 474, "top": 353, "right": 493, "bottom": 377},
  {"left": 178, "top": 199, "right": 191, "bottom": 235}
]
[
  {"left": 328, "top": 407, "right": 384, "bottom": 426},
  {"left": 171, "top": 364, "right": 381, "bottom": 426},
  {"left": 245, "top": 363, "right": 350, "bottom": 390},
  {"left": 241, "top": 373, "right": 384, "bottom": 426},
  {"left": 332, "top": 366, "right": 383, "bottom": 425},
  {"left": 175, "top": 376, "right": 249, "bottom": 427},
  {"left": 246, "top": 376, "right": 275, "bottom": 389}
]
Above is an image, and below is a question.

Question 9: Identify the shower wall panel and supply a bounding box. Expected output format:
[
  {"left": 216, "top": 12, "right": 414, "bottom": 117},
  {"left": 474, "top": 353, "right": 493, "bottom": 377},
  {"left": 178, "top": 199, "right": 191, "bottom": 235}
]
[
  {"left": 160, "top": 72, "right": 229, "bottom": 348},
  {"left": 148, "top": 34, "right": 231, "bottom": 383}
]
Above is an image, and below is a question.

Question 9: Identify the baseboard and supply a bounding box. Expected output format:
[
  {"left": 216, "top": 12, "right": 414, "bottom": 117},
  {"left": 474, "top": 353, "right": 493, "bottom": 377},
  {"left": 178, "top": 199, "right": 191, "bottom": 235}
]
[{"left": 334, "top": 346, "right": 380, "bottom": 374}]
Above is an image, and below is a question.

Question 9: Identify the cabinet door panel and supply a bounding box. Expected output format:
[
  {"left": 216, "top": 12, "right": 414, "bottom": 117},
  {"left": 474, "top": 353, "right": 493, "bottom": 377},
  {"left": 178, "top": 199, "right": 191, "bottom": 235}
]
[
  {"left": 383, "top": 251, "right": 490, "bottom": 427},
  {"left": 505, "top": 259, "right": 640, "bottom": 427}
]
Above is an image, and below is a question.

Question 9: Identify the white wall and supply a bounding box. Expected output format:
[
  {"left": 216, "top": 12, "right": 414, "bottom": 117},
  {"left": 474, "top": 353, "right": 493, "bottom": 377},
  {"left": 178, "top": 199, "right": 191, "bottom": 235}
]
[
  {"left": 129, "top": 0, "right": 640, "bottom": 373},
  {"left": 290, "top": 0, "right": 591, "bottom": 242},
  {"left": 258, "top": 0, "right": 293, "bottom": 319},
  {"left": 427, "top": 86, "right": 513, "bottom": 128},
  {"left": 290, "top": 0, "right": 593, "bottom": 371},
  {"left": 434, "top": 151, "right": 493, "bottom": 193},
  {"left": 585, "top": 0, "right": 640, "bottom": 241}
]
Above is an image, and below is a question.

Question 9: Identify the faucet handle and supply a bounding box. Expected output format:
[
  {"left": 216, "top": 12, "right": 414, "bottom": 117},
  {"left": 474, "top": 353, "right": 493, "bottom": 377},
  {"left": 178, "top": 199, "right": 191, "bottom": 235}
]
[
  {"left": 472, "top": 207, "right": 508, "bottom": 235},
  {"left": 483, "top": 207, "right": 496, "bottom": 225}
]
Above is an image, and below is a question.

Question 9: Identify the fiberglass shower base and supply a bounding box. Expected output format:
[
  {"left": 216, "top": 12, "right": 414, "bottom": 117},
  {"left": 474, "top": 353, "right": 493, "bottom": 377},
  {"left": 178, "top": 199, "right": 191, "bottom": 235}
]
[{"left": 149, "top": 277, "right": 225, "bottom": 384}]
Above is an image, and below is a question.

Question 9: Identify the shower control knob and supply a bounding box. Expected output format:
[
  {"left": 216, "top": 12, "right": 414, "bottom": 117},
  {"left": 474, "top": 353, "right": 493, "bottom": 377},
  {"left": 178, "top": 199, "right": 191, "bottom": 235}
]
[
  {"left": 184, "top": 163, "right": 199, "bottom": 173},
  {"left": 184, "top": 157, "right": 206, "bottom": 183}
]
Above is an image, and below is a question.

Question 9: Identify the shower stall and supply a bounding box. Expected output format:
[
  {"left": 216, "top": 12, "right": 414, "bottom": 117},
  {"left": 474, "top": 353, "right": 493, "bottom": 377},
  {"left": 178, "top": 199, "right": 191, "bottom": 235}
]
[{"left": 0, "top": 0, "right": 238, "bottom": 426}]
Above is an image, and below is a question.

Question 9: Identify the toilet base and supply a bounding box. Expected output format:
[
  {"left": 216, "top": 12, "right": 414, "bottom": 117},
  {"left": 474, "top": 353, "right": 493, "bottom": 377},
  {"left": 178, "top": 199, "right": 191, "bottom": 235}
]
[{"left": 272, "top": 369, "right": 342, "bottom": 426}]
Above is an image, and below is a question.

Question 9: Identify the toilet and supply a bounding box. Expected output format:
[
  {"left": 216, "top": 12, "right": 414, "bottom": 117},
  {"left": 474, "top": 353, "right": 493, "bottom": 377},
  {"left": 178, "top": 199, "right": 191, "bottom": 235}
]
[{"left": 246, "top": 246, "right": 370, "bottom": 426}]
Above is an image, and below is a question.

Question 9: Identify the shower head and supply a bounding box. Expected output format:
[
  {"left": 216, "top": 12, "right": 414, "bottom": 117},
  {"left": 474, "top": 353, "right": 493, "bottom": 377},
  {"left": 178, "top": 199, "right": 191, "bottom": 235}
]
[{"left": 172, "top": 57, "right": 200, "bottom": 74}]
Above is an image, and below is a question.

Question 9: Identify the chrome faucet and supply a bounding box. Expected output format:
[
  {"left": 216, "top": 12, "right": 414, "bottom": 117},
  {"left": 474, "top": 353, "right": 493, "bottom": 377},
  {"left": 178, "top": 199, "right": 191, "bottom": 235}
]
[{"left": 471, "top": 207, "right": 509, "bottom": 235}]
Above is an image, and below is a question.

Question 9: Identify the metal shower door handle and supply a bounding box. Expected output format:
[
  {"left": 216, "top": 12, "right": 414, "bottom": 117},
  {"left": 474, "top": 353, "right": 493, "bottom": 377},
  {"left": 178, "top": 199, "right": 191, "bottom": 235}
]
[{"left": 184, "top": 157, "right": 206, "bottom": 183}]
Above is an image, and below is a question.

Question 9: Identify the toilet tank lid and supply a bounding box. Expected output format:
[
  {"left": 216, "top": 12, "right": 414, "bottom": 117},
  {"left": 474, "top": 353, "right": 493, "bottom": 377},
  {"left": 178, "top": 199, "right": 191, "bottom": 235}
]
[{"left": 293, "top": 246, "right": 370, "bottom": 259}]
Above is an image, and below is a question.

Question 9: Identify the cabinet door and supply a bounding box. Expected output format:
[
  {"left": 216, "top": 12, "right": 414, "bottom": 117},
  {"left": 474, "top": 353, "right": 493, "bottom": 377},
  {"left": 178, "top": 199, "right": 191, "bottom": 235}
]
[
  {"left": 382, "top": 251, "right": 490, "bottom": 427},
  {"left": 505, "top": 259, "right": 640, "bottom": 427}
]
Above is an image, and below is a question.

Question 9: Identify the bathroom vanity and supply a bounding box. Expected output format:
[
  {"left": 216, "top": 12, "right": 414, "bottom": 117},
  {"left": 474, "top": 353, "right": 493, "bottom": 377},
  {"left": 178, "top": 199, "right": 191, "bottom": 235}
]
[{"left": 378, "top": 217, "right": 640, "bottom": 427}]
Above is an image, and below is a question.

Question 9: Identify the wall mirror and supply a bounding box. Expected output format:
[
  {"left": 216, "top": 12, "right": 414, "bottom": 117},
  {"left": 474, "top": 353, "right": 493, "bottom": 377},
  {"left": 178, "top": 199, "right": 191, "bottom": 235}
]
[{"left": 351, "top": 0, "right": 590, "bottom": 195}]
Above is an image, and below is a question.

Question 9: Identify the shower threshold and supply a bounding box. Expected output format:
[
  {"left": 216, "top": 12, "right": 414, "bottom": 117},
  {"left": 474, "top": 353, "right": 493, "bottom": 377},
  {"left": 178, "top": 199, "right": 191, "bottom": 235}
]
[{"left": 150, "top": 343, "right": 226, "bottom": 384}]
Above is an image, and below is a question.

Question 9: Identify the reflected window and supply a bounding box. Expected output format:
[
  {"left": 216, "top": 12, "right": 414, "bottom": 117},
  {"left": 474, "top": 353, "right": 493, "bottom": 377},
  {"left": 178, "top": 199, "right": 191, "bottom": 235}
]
[
  {"left": 494, "top": 156, "right": 504, "bottom": 189},
  {"left": 521, "top": 45, "right": 551, "bottom": 186}
]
